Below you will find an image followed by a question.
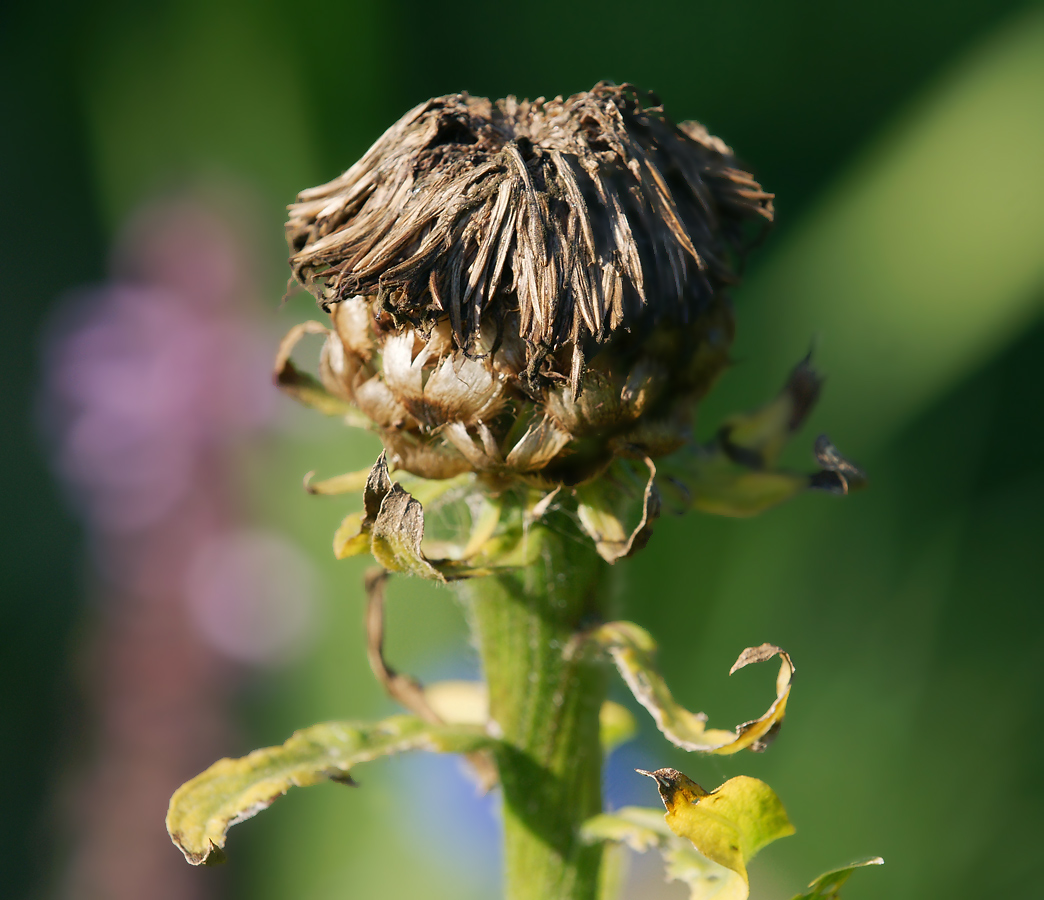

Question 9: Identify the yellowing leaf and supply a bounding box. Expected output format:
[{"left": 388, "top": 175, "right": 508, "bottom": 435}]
[
  {"left": 661, "top": 844, "right": 749, "bottom": 900},
  {"left": 332, "top": 511, "right": 369, "bottom": 559},
  {"left": 321, "top": 454, "right": 507, "bottom": 578},
  {"left": 581, "top": 806, "right": 748, "bottom": 900},
  {"left": 581, "top": 805, "right": 669, "bottom": 852},
  {"left": 720, "top": 356, "right": 821, "bottom": 469},
  {"left": 423, "top": 680, "right": 489, "bottom": 725},
  {"left": 166, "top": 715, "right": 493, "bottom": 866},
  {"left": 576, "top": 458, "right": 661, "bottom": 563},
  {"left": 638, "top": 768, "right": 794, "bottom": 884},
  {"left": 592, "top": 622, "right": 794, "bottom": 754},
  {"left": 369, "top": 482, "right": 445, "bottom": 579},
  {"left": 304, "top": 467, "right": 371, "bottom": 495},
  {"left": 791, "top": 857, "right": 884, "bottom": 900},
  {"left": 656, "top": 358, "right": 865, "bottom": 518}
]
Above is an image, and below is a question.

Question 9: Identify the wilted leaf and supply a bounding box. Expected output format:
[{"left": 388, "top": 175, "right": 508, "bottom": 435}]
[
  {"left": 166, "top": 715, "right": 494, "bottom": 866},
  {"left": 322, "top": 454, "right": 507, "bottom": 577},
  {"left": 333, "top": 511, "right": 370, "bottom": 559},
  {"left": 273, "top": 321, "right": 369, "bottom": 425},
  {"left": 576, "top": 458, "right": 661, "bottom": 563},
  {"left": 370, "top": 482, "right": 445, "bottom": 579},
  {"left": 657, "top": 359, "right": 864, "bottom": 518},
  {"left": 592, "top": 622, "right": 794, "bottom": 753},
  {"left": 638, "top": 768, "right": 794, "bottom": 883},
  {"left": 719, "top": 356, "right": 821, "bottom": 469},
  {"left": 304, "top": 467, "right": 371, "bottom": 495},
  {"left": 791, "top": 857, "right": 884, "bottom": 900},
  {"left": 581, "top": 805, "right": 669, "bottom": 853},
  {"left": 661, "top": 842, "right": 749, "bottom": 900},
  {"left": 581, "top": 803, "right": 757, "bottom": 899}
]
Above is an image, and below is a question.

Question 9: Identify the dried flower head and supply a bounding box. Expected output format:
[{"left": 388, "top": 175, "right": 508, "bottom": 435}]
[
  {"left": 282, "top": 82, "right": 772, "bottom": 485},
  {"left": 277, "top": 82, "right": 861, "bottom": 571}
]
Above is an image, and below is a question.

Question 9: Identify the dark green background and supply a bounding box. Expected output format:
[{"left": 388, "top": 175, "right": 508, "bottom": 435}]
[{"left": 3, "top": 1, "right": 1042, "bottom": 897}]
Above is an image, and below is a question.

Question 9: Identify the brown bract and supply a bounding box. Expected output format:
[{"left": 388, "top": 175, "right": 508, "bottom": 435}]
[{"left": 283, "top": 82, "right": 773, "bottom": 484}]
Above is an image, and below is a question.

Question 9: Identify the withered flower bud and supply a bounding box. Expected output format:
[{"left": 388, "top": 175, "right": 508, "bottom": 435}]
[
  {"left": 278, "top": 82, "right": 862, "bottom": 571},
  {"left": 283, "top": 82, "right": 772, "bottom": 485}
]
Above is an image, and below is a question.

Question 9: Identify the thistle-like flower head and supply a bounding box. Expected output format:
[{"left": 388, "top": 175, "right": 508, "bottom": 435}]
[
  {"left": 278, "top": 82, "right": 861, "bottom": 571},
  {"left": 284, "top": 82, "right": 772, "bottom": 484}
]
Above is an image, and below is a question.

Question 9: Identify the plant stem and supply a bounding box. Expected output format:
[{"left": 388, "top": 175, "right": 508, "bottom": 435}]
[{"left": 457, "top": 519, "right": 608, "bottom": 900}]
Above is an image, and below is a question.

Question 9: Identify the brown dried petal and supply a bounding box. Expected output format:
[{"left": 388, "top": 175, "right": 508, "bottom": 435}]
[
  {"left": 504, "top": 415, "right": 572, "bottom": 471},
  {"left": 330, "top": 295, "right": 376, "bottom": 361},
  {"left": 353, "top": 374, "right": 412, "bottom": 429},
  {"left": 287, "top": 83, "right": 773, "bottom": 383},
  {"left": 318, "top": 332, "right": 362, "bottom": 401}
]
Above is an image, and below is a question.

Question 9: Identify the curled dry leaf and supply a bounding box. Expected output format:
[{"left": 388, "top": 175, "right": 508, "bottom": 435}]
[
  {"left": 328, "top": 454, "right": 445, "bottom": 577},
  {"left": 328, "top": 454, "right": 509, "bottom": 578},
  {"left": 656, "top": 357, "right": 865, "bottom": 518},
  {"left": 166, "top": 715, "right": 494, "bottom": 866},
  {"left": 273, "top": 320, "right": 369, "bottom": 425},
  {"left": 364, "top": 569, "right": 441, "bottom": 723},
  {"left": 575, "top": 458, "right": 661, "bottom": 563},
  {"left": 591, "top": 623, "right": 794, "bottom": 754},
  {"left": 303, "top": 468, "right": 370, "bottom": 495},
  {"left": 636, "top": 768, "right": 794, "bottom": 884},
  {"left": 791, "top": 857, "right": 884, "bottom": 900},
  {"left": 811, "top": 435, "right": 868, "bottom": 495},
  {"left": 364, "top": 572, "right": 500, "bottom": 790}
]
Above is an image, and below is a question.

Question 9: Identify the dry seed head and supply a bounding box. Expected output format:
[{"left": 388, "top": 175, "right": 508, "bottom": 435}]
[{"left": 285, "top": 82, "right": 773, "bottom": 484}]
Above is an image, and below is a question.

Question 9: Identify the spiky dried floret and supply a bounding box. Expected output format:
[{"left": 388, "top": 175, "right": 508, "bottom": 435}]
[{"left": 287, "top": 82, "right": 772, "bottom": 395}]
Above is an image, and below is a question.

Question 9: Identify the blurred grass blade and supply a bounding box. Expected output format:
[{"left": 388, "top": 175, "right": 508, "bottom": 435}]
[
  {"left": 727, "top": 9, "right": 1044, "bottom": 451},
  {"left": 592, "top": 622, "right": 794, "bottom": 753},
  {"left": 791, "top": 857, "right": 884, "bottom": 900},
  {"left": 166, "top": 715, "right": 494, "bottom": 866}
]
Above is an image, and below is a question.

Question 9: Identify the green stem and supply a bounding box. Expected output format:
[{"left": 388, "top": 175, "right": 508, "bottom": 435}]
[{"left": 457, "top": 520, "right": 609, "bottom": 900}]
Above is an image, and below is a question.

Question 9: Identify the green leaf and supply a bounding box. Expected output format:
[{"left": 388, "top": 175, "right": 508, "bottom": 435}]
[
  {"left": 638, "top": 768, "right": 794, "bottom": 884},
  {"left": 166, "top": 715, "right": 494, "bottom": 866},
  {"left": 592, "top": 622, "right": 794, "bottom": 754},
  {"left": 791, "top": 857, "right": 884, "bottom": 900}
]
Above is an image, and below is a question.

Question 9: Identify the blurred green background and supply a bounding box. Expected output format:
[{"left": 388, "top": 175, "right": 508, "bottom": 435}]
[{"left": 3, "top": 1, "right": 1042, "bottom": 898}]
